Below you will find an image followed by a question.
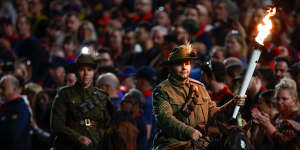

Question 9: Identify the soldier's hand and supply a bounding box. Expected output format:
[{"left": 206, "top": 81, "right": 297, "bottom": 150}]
[
  {"left": 191, "top": 129, "right": 202, "bottom": 141},
  {"left": 232, "top": 95, "right": 246, "bottom": 106},
  {"left": 78, "top": 136, "right": 92, "bottom": 146}
]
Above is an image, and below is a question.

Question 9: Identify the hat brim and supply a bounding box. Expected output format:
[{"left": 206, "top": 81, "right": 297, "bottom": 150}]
[
  {"left": 66, "top": 63, "right": 97, "bottom": 73},
  {"left": 166, "top": 57, "right": 198, "bottom": 65}
]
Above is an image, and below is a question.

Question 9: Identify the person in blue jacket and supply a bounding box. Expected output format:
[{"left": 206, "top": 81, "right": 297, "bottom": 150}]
[{"left": 0, "top": 75, "right": 31, "bottom": 150}]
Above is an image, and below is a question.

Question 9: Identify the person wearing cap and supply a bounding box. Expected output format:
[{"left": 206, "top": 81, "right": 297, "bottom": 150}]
[
  {"left": 41, "top": 56, "right": 67, "bottom": 89},
  {"left": 50, "top": 53, "right": 113, "bottom": 150},
  {"left": 152, "top": 43, "right": 246, "bottom": 149},
  {"left": 135, "top": 66, "right": 157, "bottom": 150},
  {"left": 119, "top": 65, "right": 138, "bottom": 93},
  {"left": 120, "top": 88, "right": 146, "bottom": 150}
]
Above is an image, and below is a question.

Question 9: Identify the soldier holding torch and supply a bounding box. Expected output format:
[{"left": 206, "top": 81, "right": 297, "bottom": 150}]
[{"left": 152, "top": 43, "right": 246, "bottom": 150}]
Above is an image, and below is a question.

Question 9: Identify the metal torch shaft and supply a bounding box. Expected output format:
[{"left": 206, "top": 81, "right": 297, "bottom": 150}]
[{"left": 232, "top": 49, "right": 261, "bottom": 119}]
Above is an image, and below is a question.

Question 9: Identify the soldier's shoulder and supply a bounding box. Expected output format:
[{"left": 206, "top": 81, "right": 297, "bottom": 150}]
[
  {"left": 57, "top": 85, "right": 73, "bottom": 93},
  {"left": 154, "top": 79, "right": 172, "bottom": 91},
  {"left": 153, "top": 80, "right": 171, "bottom": 99},
  {"left": 189, "top": 78, "right": 205, "bottom": 86}
]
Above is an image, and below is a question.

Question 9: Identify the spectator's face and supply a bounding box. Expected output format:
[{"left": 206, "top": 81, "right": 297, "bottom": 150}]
[
  {"left": 65, "top": 73, "right": 77, "bottom": 86},
  {"left": 55, "top": 66, "right": 65, "bottom": 84},
  {"left": 276, "top": 89, "right": 296, "bottom": 114},
  {"left": 63, "top": 41, "right": 76, "bottom": 54},
  {"left": 14, "top": 63, "right": 29, "bottom": 82},
  {"left": 17, "top": 16, "right": 30, "bottom": 36},
  {"left": 47, "top": 27, "right": 58, "bottom": 39},
  {"left": 29, "top": 0, "right": 42, "bottom": 15},
  {"left": 79, "top": 24, "right": 92, "bottom": 42},
  {"left": 174, "top": 26, "right": 189, "bottom": 44},
  {"left": 17, "top": 0, "right": 29, "bottom": 14},
  {"left": 113, "top": 0, "right": 123, "bottom": 6},
  {"left": 214, "top": 2, "right": 228, "bottom": 21},
  {"left": 121, "top": 77, "right": 135, "bottom": 90},
  {"left": 98, "top": 53, "right": 114, "bottom": 67},
  {"left": 123, "top": 31, "right": 136, "bottom": 50},
  {"left": 258, "top": 98, "right": 272, "bottom": 115},
  {"left": 39, "top": 93, "right": 50, "bottom": 110},
  {"left": 109, "top": 30, "right": 122, "bottom": 49},
  {"left": 97, "top": 79, "right": 109, "bottom": 92},
  {"left": 77, "top": 66, "right": 95, "bottom": 87},
  {"left": 66, "top": 15, "right": 80, "bottom": 32},
  {"left": 225, "top": 36, "right": 241, "bottom": 57},
  {"left": 2, "top": 24, "right": 13, "bottom": 37},
  {"left": 253, "top": 8, "right": 264, "bottom": 24},
  {"left": 135, "top": 78, "right": 146, "bottom": 91},
  {"left": 135, "top": 0, "right": 152, "bottom": 16},
  {"left": 275, "top": 61, "right": 289, "bottom": 82},
  {"left": 212, "top": 50, "right": 225, "bottom": 63},
  {"left": 186, "top": 8, "right": 199, "bottom": 22},
  {"left": 0, "top": 79, "right": 14, "bottom": 101},
  {"left": 155, "top": 11, "right": 170, "bottom": 27},
  {"left": 198, "top": 6, "right": 209, "bottom": 25},
  {"left": 174, "top": 14, "right": 186, "bottom": 25},
  {"left": 135, "top": 27, "right": 149, "bottom": 43},
  {"left": 172, "top": 60, "right": 191, "bottom": 80},
  {"left": 152, "top": 30, "right": 165, "bottom": 50},
  {"left": 87, "top": 45, "right": 96, "bottom": 56}
]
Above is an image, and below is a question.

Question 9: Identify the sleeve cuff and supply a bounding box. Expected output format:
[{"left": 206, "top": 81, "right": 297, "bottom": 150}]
[{"left": 185, "top": 126, "right": 195, "bottom": 139}]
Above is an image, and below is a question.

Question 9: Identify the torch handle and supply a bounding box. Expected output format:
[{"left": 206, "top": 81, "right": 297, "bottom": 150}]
[{"left": 232, "top": 50, "right": 261, "bottom": 119}]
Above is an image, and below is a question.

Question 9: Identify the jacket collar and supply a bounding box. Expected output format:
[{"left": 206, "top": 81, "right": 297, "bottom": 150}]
[
  {"left": 74, "top": 81, "right": 94, "bottom": 95},
  {"left": 168, "top": 74, "right": 189, "bottom": 87}
]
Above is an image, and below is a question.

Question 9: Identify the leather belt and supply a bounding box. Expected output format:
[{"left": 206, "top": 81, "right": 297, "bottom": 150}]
[{"left": 70, "top": 119, "right": 101, "bottom": 127}]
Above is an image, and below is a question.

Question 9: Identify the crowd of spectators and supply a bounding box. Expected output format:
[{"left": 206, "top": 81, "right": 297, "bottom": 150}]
[{"left": 0, "top": 0, "right": 299, "bottom": 150}]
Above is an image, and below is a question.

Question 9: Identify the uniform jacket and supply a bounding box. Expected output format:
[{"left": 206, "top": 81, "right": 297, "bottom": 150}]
[
  {"left": 50, "top": 82, "right": 112, "bottom": 150},
  {"left": 152, "top": 76, "right": 236, "bottom": 150}
]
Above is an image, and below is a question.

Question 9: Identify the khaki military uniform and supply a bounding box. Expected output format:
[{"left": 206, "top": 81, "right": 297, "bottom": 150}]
[
  {"left": 152, "top": 75, "right": 236, "bottom": 150},
  {"left": 50, "top": 82, "right": 112, "bottom": 150}
]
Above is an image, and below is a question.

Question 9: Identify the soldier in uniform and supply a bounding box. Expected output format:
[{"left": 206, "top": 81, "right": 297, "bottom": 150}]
[
  {"left": 152, "top": 43, "right": 246, "bottom": 150},
  {"left": 50, "top": 52, "right": 113, "bottom": 150}
]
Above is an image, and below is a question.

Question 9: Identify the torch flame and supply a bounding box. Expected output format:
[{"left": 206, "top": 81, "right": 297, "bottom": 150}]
[{"left": 255, "top": 7, "right": 276, "bottom": 45}]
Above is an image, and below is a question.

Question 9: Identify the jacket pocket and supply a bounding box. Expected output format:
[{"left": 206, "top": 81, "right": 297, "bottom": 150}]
[{"left": 169, "top": 101, "right": 184, "bottom": 115}]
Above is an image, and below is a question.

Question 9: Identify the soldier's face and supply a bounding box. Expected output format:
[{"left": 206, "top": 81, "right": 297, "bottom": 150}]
[
  {"left": 77, "top": 66, "right": 95, "bottom": 87},
  {"left": 172, "top": 60, "right": 191, "bottom": 80}
]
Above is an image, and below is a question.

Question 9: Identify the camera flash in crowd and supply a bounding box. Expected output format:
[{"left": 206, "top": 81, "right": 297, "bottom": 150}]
[{"left": 81, "top": 47, "right": 90, "bottom": 55}]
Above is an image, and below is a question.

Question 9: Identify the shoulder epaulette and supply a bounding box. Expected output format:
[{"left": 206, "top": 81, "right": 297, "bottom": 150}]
[
  {"left": 157, "top": 79, "right": 172, "bottom": 90},
  {"left": 189, "top": 78, "right": 204, "bottom": 86},
  {"left": 57, "top": 85, "right": 72, "bottom": 92}
]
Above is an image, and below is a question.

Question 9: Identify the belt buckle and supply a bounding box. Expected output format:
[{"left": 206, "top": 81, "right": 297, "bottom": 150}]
[{"left": 85, "top": 119, "right": 91, "bottom": 127}]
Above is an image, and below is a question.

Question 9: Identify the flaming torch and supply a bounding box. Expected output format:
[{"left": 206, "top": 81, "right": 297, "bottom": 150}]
[{"left": 232, "top": 7, "right": 276, "bottom": 119}]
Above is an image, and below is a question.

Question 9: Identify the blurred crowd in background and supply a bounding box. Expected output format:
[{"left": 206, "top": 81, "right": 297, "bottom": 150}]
[{"left": 0, "top": 0, "right": 299, "bottom": 150}]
